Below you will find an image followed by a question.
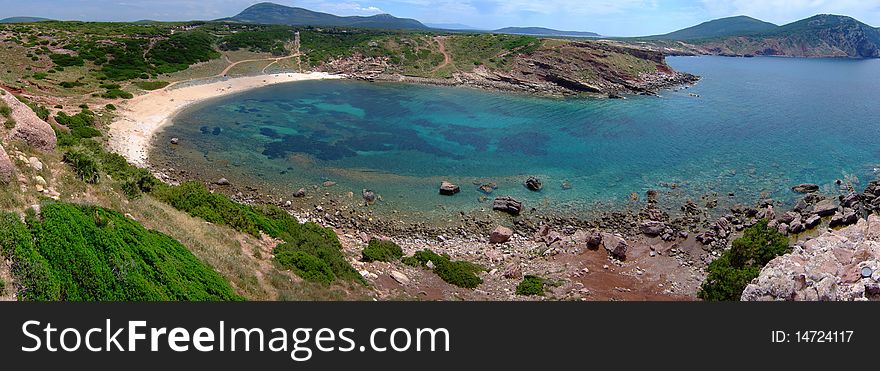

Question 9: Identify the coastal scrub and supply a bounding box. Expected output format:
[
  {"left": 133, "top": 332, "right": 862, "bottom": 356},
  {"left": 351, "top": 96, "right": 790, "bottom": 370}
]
[{"left": 362, "top": 239, "right": 404, "bottom": 262}]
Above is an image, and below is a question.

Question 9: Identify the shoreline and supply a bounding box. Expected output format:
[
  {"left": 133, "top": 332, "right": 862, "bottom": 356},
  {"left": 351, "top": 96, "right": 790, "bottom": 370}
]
[{"left": 108, "top": 72, "right": 344, "bottom": 168}]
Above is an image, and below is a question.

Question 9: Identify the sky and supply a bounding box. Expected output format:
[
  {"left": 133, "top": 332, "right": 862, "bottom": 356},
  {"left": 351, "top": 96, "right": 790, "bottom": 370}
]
[{"left": 2, "top": 0, "right": 880, "bottom": 36}]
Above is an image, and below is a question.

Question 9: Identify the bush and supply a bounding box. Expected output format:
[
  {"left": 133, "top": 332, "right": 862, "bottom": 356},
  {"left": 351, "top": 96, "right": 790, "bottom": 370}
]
[
  {"left": 362, "top": 239, "right": 403, "bottom": 262},
  {"left": 0, "top": 205, "right": 241, "bottom": 301},
  {"left": 62, "top": 150, "right": 99, "bottom": 183},
  {"left": 101, "top": 89, "right": 133, "bottom": 99},
  {"left": 698, "top": 220, "right": 790, "bottom": 301},
  {"left": 516, "top": 275, "right": 545, "bottom": 296},
  {"left": 4, "top": 118, "right": 15, "bottom": 129},
  {"left": 150, "top": 181, "right": 364, "bottom": 284},
  {"left": 133, "top": 81, "right": 169, "bottom": 90},
  {"left": 274, "top": 250, "right": 335, "bottom": 284},
  {"left": 105, "top": 104, "right": 116, "bottom": 111},
  {"left": 55, "top": 110, "right": 101, "bottom": 139},
  {"left": 404, "top": 249, "right": 483, "bottom": 288}
]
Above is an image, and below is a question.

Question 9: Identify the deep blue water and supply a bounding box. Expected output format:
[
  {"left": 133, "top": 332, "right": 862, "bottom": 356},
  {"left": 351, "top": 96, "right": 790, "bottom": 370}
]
[{"left": 153, "top": 56, "right": 880, "bottom": 216}]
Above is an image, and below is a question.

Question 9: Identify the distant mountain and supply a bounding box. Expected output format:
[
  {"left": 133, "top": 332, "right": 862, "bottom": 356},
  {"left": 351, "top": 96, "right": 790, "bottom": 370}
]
[
  {"left": 653, "top": 16, "right": 778, "bottom": 40},
  {"left": 697, "top": 14, "right": 880, "bottom": 58},
  {"left": 494, "top": 27, "right": 599, "bottom": 37},
  {"left": 0, "top": 17, "right": 51, "bottom": 23},
  {"left": 222, "top": 2, "right": 428, "bottom": 30},
  {"left": 426, "top": 23, "right": 480, "bottom": 30}
]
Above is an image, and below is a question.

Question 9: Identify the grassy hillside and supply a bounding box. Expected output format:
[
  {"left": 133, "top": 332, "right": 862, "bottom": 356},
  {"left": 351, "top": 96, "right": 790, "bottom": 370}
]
[{"left": 0, "top": 203, "right": 242, "bottom": 301}]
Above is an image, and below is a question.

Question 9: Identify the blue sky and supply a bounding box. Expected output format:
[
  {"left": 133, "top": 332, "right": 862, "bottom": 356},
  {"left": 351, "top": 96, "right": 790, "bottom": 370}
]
[{"left": 2, "top": 0, "right": 880, "bottom": 36}]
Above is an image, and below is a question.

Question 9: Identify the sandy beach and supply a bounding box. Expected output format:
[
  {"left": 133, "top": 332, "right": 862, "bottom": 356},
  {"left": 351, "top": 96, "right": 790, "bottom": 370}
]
[{"left": 109, "top": 72, "right": 343, "bottom": 167}]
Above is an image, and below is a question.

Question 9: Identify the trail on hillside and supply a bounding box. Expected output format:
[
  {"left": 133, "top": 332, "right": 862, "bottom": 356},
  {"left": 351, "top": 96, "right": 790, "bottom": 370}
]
[{"left": 432, "top": 36, "right": 452, "bottom": 72}]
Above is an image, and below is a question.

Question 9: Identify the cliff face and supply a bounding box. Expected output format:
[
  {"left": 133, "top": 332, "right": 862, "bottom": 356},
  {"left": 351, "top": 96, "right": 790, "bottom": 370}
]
[
  {"left": 324, "top": 39, "right": 698, "bottom": 96},
  {"left": 742, "top": 214, "right": 880, "bottom": 301}
]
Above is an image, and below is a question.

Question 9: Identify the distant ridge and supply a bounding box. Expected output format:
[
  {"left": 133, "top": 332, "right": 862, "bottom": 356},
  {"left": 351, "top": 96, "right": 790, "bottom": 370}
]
[
  {"left": 652, "top": 15, "right": 778, "bottom": 40},
  {"left": 494, "top": 27, "right": 600, "bottom": 37},
  {"left": 0, "top": 17, "right": 51, "bottom": 24},
  {"left": 221, "top": 2, "right": 428, "bottom": 30}
]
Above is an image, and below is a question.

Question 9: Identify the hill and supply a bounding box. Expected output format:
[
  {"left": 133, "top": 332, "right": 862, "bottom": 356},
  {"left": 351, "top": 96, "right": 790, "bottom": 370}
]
[
  {"left": 222, "top": 2, "right": 428, "bottom": 30},
  {"left": 697, "top": 14, "right": 880, "bottom": 58},
  {"left": 0, "top": 17, "right": 51, "bottom": 23},
  {"left": 653, "top": 15, "right": 778, "bottom": 40},
  {"left": 494, "top": 27, "right": 600, "bottom": 37}
]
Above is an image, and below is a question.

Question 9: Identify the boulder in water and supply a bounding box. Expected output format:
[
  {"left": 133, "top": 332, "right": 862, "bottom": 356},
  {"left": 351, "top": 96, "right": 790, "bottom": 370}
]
[
  {"left": 492, "top": 197, "right": 523, "bottom": 215},
  {"left": 524, "top": 176, "right": 543, "bottom": 191},
  {"left": 791, "top": 183, "right": 819, "bottom": 193},
  {"left": 439, "top": 181, "right": 460, "bottom": 196},
  {"left": 293, "top": 188, "right": 306, "bottom": 198}
]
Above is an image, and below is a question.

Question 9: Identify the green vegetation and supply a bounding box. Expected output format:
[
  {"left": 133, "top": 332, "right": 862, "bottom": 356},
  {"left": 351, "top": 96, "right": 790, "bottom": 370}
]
[
  {"left": 133, "top": 81, "right": 169, "bottom": 90},
  {"left": 361, "top": 239, "right": 404, "bottom": 262},
  {"left": 55, "top": 109, "right": 101, "bottom": 140},
  {"left": 0, "top": 204, "right": 241, "bottom": 301},
  {"left": 62, "top": 150, "right": 99, "bottom": 183},
  {"left": 516, "top": 275, "right": 545, "bottom": 296},
  {"left": 151, "top": 182, "right": 363, "bottom": 284},
  {"left": 15, "top": 95, "right": 50, "bottom": 121},
  {"left": 219, "top": 26, "right": 295, "bottom": 55},
  {"left": 445, "top": 34, "right": 541, "bottom": 70},
  {"left": 403, "top": 249, "right": 483, "bottom": 288},
  {"left": 0, "top": 102, "right": 13, "bottom": 129},
  {"left": 698, "top": 220, "right": 791, "bottom": 301}
]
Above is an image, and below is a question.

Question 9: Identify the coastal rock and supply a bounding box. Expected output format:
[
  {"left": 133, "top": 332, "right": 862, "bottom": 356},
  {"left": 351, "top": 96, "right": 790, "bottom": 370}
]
[
  {"left": 586, "top": 231, "right": 602, "bottom": 250},
  {"left": 502, "top": 262, "right": 522, "bottom": 279},
  {"left": 0, "top": 144, "right": 12, "bottom": 183},
  {"left": 293, "top": 188, "right": 306, "bottom": 198},
  {"left": 1, "top": 90, "right": 56, "bottom": 152},
  {"left": 829, "top": 209, "right": 859, "bottom": 228},
  {"left": 322, "top": 181, "right": 336, "bottom": 187},
  {"left": 791, "top": 183, "right": 819, "bottom": 193},
  {"left": 639, "top": 221, "right": 665, "bottom": 236},
  {"left": 170, "top": 137, "right": 179, "bottom": 145},
  {"left": 439, "top": 181, "right": 460, "bottom": 196},
  {"left": 524, "top": 176, "right": 543, "bottom": 191},
  {"left": 601, "top": 233, "right": 628, "bottom": 260},
  {"left": 362, "top": 189, "right": 376, "bottom": 204},
  {"left": 742, "top": 215, "right": 880, "bottom": 301},
  {"left": 777, "top": 211, "right": 800, "bottom": 225},
  {"left": 492, "top": 197, "right": 523, "bottom": 215},
  {"left": 805, "top": 214, "right": 821, "bottom": 229},
  {"left": 478, "top": 182, "right": 497, "bottom": 194},
  {"left": 489, "top": 226, "right": 514, "bottom": 244},
  {"left": 216, "top": 178, "right": 230, "bottom": 186},
  {"left": 28, "top": 157, "right": 43, "bottom": 171},
  {"left": 812, "top": 199, "right": 839, "bottom": 217},
  {"left": 788, "top": 218, "right": 805, "bottom": 234},
  {"left": 389, "top": 271, "right": 411, "bottom": 286},
  {"left": 841, "top": 192, "right": 861, "bottom": 208}
]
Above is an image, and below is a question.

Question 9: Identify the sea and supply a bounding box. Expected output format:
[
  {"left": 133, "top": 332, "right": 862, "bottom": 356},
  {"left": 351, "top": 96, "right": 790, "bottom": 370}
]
[{"left": 151, "top": 56, "right": 880, "bottom": 219}]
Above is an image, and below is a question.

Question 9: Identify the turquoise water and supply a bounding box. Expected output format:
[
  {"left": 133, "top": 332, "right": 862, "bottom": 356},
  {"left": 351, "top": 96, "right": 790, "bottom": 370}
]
[{"left": 153, "top": 56, "right": 880, "bottom": 216}]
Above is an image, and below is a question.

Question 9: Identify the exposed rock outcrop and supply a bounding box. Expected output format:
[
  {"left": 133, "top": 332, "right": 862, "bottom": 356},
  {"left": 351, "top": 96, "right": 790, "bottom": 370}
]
[
  {"left": 742, "top": 215, "right": 880, "bottom": 301},
  {"left": 0, "top": 91, "right": 56, "bottom": 152}
]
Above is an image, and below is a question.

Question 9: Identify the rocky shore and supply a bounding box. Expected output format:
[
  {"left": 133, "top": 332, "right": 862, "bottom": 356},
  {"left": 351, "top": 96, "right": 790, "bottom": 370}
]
[
  {"left": 317, "top": 41, "right": 700, "bottom": 97},
  {"left": 149, "top": 153, "right": 880, "bottom": 300}
]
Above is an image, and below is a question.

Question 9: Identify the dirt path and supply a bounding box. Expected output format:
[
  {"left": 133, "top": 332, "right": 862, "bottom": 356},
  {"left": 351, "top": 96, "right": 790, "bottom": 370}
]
[{"left": 432, "top": 36, "right": 452, "bottom": 73}]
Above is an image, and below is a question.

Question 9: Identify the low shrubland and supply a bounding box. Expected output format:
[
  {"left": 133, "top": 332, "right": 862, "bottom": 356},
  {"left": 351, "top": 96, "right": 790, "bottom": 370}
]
[
  {"left": 403, "top": 249, "right": 483, "bottom": 288},
  {"left": 698, "top": 220, "right": 791, "bottom": 301}
]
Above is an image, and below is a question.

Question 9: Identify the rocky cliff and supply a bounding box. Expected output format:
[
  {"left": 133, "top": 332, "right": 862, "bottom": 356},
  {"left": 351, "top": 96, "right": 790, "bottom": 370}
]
[{"left": 742, "top": 214, "right": 880, "bottom": 301}]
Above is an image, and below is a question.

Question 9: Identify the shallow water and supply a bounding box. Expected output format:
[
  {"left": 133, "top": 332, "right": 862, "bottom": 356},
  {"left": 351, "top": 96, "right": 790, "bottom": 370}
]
[{"left": 153, "top": 56, "right": 880, "bottom": 217}]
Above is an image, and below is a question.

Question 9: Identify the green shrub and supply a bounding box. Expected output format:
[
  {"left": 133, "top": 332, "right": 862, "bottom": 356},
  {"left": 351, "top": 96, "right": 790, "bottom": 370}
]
[
  {"left": 516, "top": 275, "right": 545, "bottom": 296},
  {"left": 405, "top": 249, "right": 483, "bottom": 288},
  {"left": 101, "top": 89, "right": 133, "bottom": 99},
  {"left": 698, "top": 220, "right": 791, "bottom": 301},
  {"left": 55, "top": 110, "right": 101, "bottom": 139},
  {"left": 4, "top": 118, "right": 15, "bottom": 129},
  {"left": 362, "top": 239, "right": 403, "bottom": 262},
  {"left": 0, "top": 205, "right": 241, "bottom": 301},
  {"left": 105, "top": 104, "right": 116, "bottom": 111},
  {"left": 274, "top": 250, "right": 334, "bottom": 284},
  {"left": 150, "top": 181, "right": 364, "bottom": 284},
  {"left": 62, "top": 150, "right": 99, "bottom": 183},
  {"left": 133, "top": 81, "right": 169, "bottom": 90}
]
